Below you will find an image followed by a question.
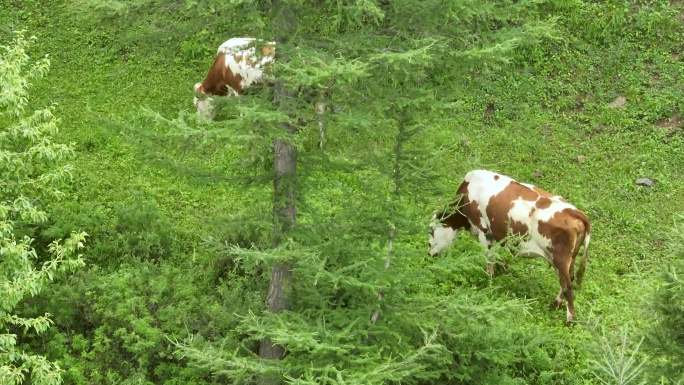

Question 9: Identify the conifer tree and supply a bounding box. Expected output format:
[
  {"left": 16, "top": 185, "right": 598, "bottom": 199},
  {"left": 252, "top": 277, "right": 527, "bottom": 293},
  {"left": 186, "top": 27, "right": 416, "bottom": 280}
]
[
  {"left": 647, "top": 214, "right": 684, "bottom": 382},
  {"left": 76, "top": 0, "right": 564, "bottom": 382},
  {"left": 169, "top": 0, "right": 561, "bottom": 383}
]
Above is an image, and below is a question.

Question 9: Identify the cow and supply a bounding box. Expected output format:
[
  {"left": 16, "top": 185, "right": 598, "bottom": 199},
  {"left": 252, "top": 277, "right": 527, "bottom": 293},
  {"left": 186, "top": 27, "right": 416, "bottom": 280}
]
[
  {"left": 193, "top": 37, "right": 328, "bottom": 147},
  {"left": 193, "top": 37, "right": 276, "bottom": 120},
  {"left": 428, "top": 169, "right": 591, "bottom": 325}
]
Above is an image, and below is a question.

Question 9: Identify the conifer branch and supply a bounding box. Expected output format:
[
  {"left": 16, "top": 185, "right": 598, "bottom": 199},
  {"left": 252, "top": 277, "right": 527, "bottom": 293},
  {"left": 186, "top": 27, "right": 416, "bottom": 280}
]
[{"left": 371, "top": 109, "right": 405, "bottom": 325}]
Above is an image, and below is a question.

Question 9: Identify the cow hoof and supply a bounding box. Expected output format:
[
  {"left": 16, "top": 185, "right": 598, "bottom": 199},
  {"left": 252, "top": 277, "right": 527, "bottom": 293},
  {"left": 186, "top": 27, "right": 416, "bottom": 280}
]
[
  {"left": 564, "top": 319, "right": 576, "bottom": 327},
  {"left": 550, "top": 300, "right": 563, "bottom": 310}
]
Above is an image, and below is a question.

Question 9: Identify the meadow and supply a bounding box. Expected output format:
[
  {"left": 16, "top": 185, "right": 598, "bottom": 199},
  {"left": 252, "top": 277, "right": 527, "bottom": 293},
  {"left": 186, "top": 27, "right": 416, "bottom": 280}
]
[{"left": 2, "top": 0, "right": 684, "bottom": 384}]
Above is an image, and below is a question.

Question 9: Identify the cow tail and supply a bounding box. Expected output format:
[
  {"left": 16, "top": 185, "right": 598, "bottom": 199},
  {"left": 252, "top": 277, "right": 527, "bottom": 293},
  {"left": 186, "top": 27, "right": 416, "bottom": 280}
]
[{"left": 575, "top": 212, "right": 591, "bottom": 289}]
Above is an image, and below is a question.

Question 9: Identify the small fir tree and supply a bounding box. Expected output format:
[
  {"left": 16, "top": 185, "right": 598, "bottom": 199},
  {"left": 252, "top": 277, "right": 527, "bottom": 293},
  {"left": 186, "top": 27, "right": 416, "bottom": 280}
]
[{"left": 647, "top": 214, "right": 684, "bottom": 383}]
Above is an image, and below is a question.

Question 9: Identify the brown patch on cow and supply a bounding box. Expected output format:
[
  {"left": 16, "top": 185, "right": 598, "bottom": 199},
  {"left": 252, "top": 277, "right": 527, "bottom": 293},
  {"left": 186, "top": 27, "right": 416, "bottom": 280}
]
[
  {"left": 197, "top": 54, "right": 244, "bottom": 96},
  {"left": 438, "top": 181, "right": 486, "bottom": 233},
  {"left": 437, "top": 206, "right": 470, "bottom": 232},
  {"left": 463, "top": 200, "right": 483, "bottom": 231},
  {"left": 529, "top": 207, "right": 536, "bottom": 217},
  {"left": 535, "top": 197, "right": 553, "bottom": 209},
  {"left": 510, "top": 182, "right": 539, "bottom": 202},
  {"left": 484, "top": 182, "right": 536, "bottom": 240},
  {"left": 532, "top": 186, "right": 554, "bottom": 198},
  {"left": 509, "top": 220, "right": 529, "bottom": 236},
  {"left": 537, "top": 209, "right": 586, "bottom": 254},
  {"left": 438, "top": 181, "right": 474, "bottom": 231},
  {"left": 233, "top": 54, "right": 243, "bottom": 62},
  {"left": 262, "top": 45, "right": 275, "bottom": 58},
  {"left": 456, "top": 181, "right": 486, "bottom": 232},
  {"left": 494, "top": 174, "right": 500, "bottom": 181},
  {"left": 456, "top": 181, "right": 469, "bottom": 197}
]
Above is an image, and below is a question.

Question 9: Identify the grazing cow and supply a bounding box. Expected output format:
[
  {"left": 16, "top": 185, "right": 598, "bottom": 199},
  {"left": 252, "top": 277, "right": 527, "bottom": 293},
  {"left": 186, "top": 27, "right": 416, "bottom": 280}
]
[
  {"left": 428, "top": 169, "right": 591, "bottom": 325},
  {"left": 193, "top": 38, "right": 277, "bottom": 120},
  {"left": 193, "top": 38, "right": 328, "bottom": 147}
]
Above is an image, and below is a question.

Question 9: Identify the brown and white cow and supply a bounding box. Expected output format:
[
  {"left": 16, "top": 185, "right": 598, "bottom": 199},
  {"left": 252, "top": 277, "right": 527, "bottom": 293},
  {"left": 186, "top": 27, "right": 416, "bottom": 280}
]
[
  {"left": 193, "top": 37, "right": 328, "bottom": 146},
  {"left": 428, "top": 169, "right": 591, "bottom": 325},
  {"left": 193, "top": 38, "right": 277, "bottom": 120}
]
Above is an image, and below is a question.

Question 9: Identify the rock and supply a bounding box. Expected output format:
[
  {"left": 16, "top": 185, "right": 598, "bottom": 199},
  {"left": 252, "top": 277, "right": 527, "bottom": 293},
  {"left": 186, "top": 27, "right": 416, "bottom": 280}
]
[
  {"left": 533, "top": 169, "right": 543, "bottom": 178},
  {"left": 577, "top": 155, "right": 586, "bottom": 163},
  {"left": 635, "top": 178, "right": 656, "bottom": 188},
  {"left": 461, "top": 139, "right": 469, "bottom": 148}
]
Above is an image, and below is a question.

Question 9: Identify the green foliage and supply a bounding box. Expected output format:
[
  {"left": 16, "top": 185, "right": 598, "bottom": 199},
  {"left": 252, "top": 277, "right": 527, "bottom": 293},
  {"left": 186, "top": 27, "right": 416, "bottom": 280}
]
[
  {"left": 154, "top": 0, "right": 567, "bottom": 381},
  {"left": 588, "top": 327, "right": 646, "bottom": 385},
  {"left": 36, "top": 260, "right": 256, "bottom": 384},
  {"left": 0, "top": 30, "right": 87, "bottom": 385},
  {"left": 177, "top": 242, "right": 552, "bottom": 384},
  {"left": 42, "top": 195, "right": 176, "bottom": 266},
  {"left": 111, "top": 195, "right": 176, "bottom": 261},
  {"left": 2, "top": 0, "right": 684, "bottom": 383},
  {"left": 646, "top": 214, "right": 684, "bottom": 383}
]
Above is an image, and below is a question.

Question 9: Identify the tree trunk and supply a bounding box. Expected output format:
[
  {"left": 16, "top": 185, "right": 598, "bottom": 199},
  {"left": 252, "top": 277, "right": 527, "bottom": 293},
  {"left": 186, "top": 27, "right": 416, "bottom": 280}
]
[
  {"left": 259, "top": 2, "right": 298, "bottom": 378},
  {"left": 258, "top": 80, "right": 298, "bottom": 385}
]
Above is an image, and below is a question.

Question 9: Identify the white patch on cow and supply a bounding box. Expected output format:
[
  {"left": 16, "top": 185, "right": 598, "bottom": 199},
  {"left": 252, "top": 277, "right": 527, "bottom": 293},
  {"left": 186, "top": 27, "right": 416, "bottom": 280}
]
[
  {"left": 429, "top": 216, "right": 458, "bottom": 256},
  {"left": 218, "top": 38, "right": 275, "bottom": 93},
  {"left": 217, "top": 37, "right": 259, "bottom": 53},
  {"left": 476, "top": 229, "right": 490, "bottom": 248},
  {"left": 464, "top": 170, "right": 514, "bottom": 232},
  {"left": 508, "top": 198, "right": 550, "bottom": 259},
  {"left": 555, "top": 288, "right": 564, "bottom": 304}
]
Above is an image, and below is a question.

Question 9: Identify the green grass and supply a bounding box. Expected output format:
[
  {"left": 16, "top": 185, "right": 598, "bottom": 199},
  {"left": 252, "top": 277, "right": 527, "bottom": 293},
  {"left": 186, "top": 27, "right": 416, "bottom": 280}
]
[{"left": 5, "top": 0, "right": 684, "bottom": 383}]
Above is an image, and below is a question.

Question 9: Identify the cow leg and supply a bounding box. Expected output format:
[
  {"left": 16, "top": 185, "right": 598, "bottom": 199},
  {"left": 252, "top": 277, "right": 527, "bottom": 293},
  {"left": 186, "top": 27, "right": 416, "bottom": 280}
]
[
  {"left": 570, "top": 259, "right": 575, "bottom": 283},
  {"left": 551, "top": 255, "right": 576, "bottom": 325},
  {"left": 487, "top": 260, "right": 495, "bottom": 276},
  {"left": 476, "top": 231, "right": 496, "bottom": 276}
]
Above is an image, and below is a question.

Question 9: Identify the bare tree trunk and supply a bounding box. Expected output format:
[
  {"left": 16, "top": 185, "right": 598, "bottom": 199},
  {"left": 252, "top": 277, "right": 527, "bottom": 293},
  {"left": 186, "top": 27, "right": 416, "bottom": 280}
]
[
  {"left": 258, "top": 80, "right": 298, "bottom": 385},
  {"left": 259, "top": 122, "right": 297, "bottom": 358}
]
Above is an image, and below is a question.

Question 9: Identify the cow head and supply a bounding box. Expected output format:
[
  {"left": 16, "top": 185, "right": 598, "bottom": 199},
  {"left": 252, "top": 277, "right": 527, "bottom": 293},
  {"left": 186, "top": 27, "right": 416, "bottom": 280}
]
[
  {"left": 194, "top": 83, "right": 216, "bottom": 120},
  {"left": 428, "top": 211, "right": 458, "bottom": 257}
]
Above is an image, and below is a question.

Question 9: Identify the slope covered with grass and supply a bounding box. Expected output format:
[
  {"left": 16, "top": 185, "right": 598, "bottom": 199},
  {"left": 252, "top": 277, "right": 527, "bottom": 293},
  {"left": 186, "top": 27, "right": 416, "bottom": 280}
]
[{"left": 3, "top": 0, "right": 684, "bottom": 383}]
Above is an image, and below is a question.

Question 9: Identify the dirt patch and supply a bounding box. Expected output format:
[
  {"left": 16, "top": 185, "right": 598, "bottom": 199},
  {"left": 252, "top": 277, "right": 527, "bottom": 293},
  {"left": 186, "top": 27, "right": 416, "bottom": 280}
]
[
  {"left": 608, "top": 96, "right": 627, "bottom": 109},
  {"left": 656, "top": 110, "right": 681, "bottom": 130},
  {"left": 483, "top": 103, "right": 495, "bottom": 122}
]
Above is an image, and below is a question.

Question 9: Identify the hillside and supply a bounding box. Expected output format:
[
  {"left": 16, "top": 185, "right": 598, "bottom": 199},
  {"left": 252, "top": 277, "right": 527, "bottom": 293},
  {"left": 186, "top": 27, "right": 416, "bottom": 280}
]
[{"left": 2, "top": 0, "right": 684, "bottom": 384}]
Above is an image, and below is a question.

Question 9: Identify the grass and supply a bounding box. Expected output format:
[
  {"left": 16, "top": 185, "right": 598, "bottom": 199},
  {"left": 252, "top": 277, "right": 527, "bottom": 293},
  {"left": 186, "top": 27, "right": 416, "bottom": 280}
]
[{"left": 4, "top": 0, "right": 684, "bottom": 383}]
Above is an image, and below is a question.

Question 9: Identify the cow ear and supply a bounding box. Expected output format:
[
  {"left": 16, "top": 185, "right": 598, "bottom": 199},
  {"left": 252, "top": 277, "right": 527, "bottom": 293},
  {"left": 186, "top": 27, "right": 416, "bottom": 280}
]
[{"left": 194, "top": 83, "right": 202, "bottom": 92}]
